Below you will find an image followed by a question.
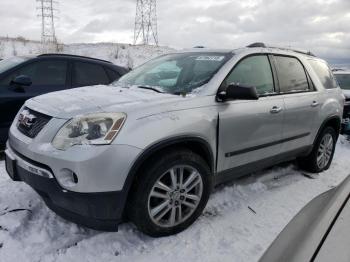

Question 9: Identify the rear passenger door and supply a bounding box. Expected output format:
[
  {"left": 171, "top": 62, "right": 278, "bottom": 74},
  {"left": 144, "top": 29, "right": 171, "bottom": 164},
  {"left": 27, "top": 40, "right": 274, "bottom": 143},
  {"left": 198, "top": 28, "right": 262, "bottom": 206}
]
[
  {"left": 218, "top": 55, "right": 285, "bottom": 173},
  {"left": 273, "top": 55, "right": 320, "bottom": 153},
  {"left": 72, "top": 61, "right": 111, "bottom": 88}
]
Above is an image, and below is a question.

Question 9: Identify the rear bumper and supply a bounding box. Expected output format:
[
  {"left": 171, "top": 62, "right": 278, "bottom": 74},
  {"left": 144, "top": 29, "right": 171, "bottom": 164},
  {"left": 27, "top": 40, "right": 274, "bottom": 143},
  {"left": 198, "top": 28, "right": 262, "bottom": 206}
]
[{"left": 5, "top": 146, "right": 125, "bottom": 231}]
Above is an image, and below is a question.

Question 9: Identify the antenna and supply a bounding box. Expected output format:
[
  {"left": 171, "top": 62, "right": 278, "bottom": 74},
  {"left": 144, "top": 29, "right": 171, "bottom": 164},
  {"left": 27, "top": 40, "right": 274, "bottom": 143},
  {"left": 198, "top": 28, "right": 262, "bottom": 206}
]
[
  {"left": 37, "top": 0, "right": 59, "bottom": 53},
  {"left": 133, "top": 0, "right": 159, "bottom": 46}
]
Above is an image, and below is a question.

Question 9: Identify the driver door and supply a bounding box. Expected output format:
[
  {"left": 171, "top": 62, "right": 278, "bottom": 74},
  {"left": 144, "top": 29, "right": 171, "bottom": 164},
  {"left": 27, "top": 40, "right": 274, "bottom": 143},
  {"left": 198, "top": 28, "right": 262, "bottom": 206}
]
[{"left": 217, "top": 55, "right": 285, "bottom": 175}]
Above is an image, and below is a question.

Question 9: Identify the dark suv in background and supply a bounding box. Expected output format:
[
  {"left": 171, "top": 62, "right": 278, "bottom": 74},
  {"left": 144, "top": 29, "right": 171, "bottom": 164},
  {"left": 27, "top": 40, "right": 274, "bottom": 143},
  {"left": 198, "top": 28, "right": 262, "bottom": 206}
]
[{"left": 0, "top": 54, "right": 128, "bottom": 146}]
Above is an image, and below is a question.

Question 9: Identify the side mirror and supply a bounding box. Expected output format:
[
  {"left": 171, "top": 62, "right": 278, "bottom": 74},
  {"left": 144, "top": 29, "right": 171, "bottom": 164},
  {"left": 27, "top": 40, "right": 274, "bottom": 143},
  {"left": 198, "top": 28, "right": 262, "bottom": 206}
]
[
  {"left": 11, "top": 75, "right": 32, "bottom": 87},
  {"left": 217, "top": 83, "right": 259, "bottom": 101}
]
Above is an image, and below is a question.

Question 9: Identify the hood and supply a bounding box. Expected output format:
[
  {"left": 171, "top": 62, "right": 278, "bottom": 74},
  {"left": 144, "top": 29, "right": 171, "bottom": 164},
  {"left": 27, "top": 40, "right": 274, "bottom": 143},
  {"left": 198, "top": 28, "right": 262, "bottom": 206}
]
[{"left": 25, "top": 85, "right": 182, "bottom": 119}]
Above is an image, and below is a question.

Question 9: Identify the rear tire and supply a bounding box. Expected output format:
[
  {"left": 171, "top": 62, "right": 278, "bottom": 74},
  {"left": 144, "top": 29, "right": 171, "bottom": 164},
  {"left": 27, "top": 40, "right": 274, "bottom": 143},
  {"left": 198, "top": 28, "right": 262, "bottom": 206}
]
[
  {"left": 127, "top": 148, "right": 212, "bottom": 237},
  {"left": 298, "top": 126, "right": 337, "bottom": 173}
]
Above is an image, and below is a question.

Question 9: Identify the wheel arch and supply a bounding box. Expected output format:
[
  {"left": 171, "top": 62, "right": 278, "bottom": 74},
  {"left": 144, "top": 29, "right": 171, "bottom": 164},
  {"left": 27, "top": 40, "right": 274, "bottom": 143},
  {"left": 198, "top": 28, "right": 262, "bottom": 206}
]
[
  {"left": 120, "top": 136, "right": 215, "bottom": 218},
  {"left": 314, "top": 115, "right": 341, "bottom": 145}
]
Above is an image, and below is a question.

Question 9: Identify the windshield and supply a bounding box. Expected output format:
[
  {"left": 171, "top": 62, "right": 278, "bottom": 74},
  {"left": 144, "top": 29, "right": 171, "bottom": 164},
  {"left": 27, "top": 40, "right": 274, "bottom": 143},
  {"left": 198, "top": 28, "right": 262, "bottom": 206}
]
[
  {"left": 335, "top": 74, "right": 350, "bottom": 90},
  {"left": 0, "top": 57, "right": 29, "bottom": 74},
  {"left": 113, "top": 52, "right": 232, "bottom": 94}
]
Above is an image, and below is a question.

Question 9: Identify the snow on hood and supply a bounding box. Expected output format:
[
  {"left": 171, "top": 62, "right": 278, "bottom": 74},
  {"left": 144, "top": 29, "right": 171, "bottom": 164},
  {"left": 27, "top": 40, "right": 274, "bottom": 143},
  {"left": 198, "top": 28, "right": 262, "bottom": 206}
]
[{"left": 25, "top": 85, "right": 180, "bottom": 119}]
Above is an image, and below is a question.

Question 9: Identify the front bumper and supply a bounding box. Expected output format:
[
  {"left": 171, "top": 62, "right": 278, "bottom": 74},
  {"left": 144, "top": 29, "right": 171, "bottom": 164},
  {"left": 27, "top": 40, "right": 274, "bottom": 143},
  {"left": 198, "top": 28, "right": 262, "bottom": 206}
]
[
  {"left": 5, "top": 146, "right": 125, "bottom": 231},
  {"left": 8, "top": 122, "right": 142, "bottom": 193}
]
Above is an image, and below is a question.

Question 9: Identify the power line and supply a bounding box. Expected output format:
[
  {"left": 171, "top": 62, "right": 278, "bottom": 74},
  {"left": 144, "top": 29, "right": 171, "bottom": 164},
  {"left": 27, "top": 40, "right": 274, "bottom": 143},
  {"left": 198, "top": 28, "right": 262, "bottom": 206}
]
[
  {"left": 134, "top": 0, "right": 158, "bottom": 45},
  {"left": 37, "top": 0, "right": 59, "bottom": 52}
]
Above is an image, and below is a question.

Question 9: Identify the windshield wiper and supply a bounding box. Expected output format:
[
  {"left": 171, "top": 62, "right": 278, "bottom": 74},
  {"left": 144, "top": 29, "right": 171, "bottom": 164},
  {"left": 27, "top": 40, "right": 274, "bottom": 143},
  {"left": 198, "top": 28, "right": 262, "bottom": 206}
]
[{"left": 136, "top": 85, "right": 164, "bottom": 93}]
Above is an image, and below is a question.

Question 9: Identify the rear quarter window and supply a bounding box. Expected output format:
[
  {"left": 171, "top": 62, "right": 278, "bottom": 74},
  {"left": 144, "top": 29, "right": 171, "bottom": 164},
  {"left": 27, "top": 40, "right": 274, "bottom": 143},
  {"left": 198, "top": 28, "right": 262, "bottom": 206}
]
[
  {"left": 73, "top": 62, "right": 110, "bottom": 87},
  {"left": 308, "top": 59, "right": 338, "bottom": 89}
]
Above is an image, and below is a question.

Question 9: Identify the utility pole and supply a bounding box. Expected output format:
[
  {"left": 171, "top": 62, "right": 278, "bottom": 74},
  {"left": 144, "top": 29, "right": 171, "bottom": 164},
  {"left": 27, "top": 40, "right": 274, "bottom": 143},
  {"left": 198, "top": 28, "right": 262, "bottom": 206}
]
[
  {"left": 37, "top": 0, "right": 58, "bottom": 53},
  {"left": 134, "top": 0, "right": 159, "bottom": 46}
]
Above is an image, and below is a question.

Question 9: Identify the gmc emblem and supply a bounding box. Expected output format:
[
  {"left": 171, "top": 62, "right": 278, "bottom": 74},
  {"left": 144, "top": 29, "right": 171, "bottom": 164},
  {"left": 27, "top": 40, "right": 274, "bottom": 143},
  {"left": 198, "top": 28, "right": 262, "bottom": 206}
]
[{"left": 18, "top": 109, "right": 36, "bottom": 128}]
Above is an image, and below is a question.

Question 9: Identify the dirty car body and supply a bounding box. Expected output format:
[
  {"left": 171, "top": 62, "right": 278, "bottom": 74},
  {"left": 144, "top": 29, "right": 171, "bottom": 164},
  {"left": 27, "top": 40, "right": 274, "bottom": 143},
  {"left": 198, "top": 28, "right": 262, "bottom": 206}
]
[{"left": 5, "top": 46, "right": 344, "bottom": 235}]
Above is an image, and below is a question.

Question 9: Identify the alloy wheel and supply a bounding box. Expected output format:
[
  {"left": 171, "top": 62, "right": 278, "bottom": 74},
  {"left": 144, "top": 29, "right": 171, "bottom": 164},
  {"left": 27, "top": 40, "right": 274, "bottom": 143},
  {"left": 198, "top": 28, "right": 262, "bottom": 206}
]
[
  {"left": 147, "top": 165, "right": 203, "bottom": 228},
  {"left": 317, "top": 133, "right": 334, "bottom": 169}
]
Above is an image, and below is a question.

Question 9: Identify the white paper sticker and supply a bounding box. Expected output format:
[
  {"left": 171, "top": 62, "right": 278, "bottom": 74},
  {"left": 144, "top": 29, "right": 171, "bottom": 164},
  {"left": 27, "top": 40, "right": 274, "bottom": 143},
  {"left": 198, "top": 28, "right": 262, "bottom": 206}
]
[{"left": 195, "top": 56, "right": 225, "bottom": 61}]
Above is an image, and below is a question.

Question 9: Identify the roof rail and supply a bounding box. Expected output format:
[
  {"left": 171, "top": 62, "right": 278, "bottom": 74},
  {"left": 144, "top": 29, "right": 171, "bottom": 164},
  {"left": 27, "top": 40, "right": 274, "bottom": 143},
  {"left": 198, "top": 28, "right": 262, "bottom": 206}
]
[
  {"left": 247, "top": 42, "right": 266, "bottom": 48},
  {"left": 193, "top": 46, "right": 206, "bottom": 48},
  {"left": 278, "top": 47, "right": 315, "bottom": 57},
  {"left": 246, "top": 42, "right": 316, "bottom": 57},
  {"left": 37, "top": 53, "right": 112, "bottom": 64}
]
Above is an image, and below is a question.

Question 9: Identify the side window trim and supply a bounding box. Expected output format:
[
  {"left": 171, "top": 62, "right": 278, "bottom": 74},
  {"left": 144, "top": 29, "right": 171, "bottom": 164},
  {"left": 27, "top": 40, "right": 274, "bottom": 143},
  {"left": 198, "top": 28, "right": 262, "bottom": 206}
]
[
  {"left": 66, "top": 60, "right": 73, "bottom": 89},
  {"left": 219, "top": 53, "right": 277, "bottom": 96},
  {"left": 271, "top": 54, "right": 313, "bottom": 95}
]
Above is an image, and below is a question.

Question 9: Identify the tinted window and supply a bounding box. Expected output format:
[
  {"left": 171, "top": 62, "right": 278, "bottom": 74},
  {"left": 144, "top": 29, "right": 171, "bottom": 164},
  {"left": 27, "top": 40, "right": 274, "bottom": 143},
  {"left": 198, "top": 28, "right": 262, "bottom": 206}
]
[
  {"left": 105, "top": 67, "right": 120, "bottom": 81},
  {"left": 335, "top": 74, "right": 350, "bottom": 90},
  {"left": 309, "top": 60, "right": 338, "bottom": 89},
  {"left": 73, "top": 62, "right": 110, "bottom": 87},
  {"left": 275, "top": 56, "right": 309, "bottom": 93},
  {"left": 0, "top": 60, "right": 67, "bottom": 86},
  {"left": 225, "top": 55, "right": 275, "bottom": 95}
]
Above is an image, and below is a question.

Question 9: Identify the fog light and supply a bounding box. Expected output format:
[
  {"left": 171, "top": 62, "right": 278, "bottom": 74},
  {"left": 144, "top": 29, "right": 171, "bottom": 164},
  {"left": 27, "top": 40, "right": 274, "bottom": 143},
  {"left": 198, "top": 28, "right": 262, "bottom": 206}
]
[{"left": 57, "top": 169, "right": 78, "bottom": 188}]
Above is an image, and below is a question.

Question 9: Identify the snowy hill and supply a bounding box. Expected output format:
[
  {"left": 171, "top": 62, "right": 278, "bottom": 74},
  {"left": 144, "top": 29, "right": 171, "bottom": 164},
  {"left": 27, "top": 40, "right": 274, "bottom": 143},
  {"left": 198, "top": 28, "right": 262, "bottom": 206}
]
[{"left": 0, "top": 37, "right": 175, "bottom": 68}]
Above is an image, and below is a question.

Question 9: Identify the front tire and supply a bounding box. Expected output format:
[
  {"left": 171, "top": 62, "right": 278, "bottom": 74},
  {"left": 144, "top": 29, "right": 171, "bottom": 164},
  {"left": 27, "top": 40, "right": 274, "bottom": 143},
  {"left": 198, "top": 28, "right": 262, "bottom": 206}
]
[
  {"left": 128, "top": 148, "right": 212, "bottom": 237},
  {"left": 299, "top": 127, "right": 337, "bottom": 173}
]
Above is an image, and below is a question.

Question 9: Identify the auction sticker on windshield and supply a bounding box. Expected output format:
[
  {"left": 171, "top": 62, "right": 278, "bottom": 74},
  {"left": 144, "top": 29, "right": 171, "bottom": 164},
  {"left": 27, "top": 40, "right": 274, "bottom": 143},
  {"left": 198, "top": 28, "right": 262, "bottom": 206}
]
[{"left": 195, "top": 56, "right": 225, "bottom": 61}]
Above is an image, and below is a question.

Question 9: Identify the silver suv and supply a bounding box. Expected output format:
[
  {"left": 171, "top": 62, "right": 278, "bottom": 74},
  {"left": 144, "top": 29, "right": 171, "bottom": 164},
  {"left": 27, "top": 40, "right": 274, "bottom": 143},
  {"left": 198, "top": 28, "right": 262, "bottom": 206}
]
[{"left": 5, "top": 44, "right": 344, "bottom": 237}]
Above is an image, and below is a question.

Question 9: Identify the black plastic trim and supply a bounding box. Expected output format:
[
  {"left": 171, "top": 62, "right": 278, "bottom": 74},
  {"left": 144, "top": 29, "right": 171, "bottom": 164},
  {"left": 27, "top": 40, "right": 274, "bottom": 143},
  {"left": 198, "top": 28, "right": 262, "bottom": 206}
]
[
  {"left": 9, "top": 160, "right": 123, "bottom": 231},
  {"left": 216, "top": 146, "right": 312, "bottom": 186},
  {"left": 225, "top": 133, "right": 310, "bottom": 158},
  {"left": 313, "top": 115, "right": 341, "bottom": 144}
]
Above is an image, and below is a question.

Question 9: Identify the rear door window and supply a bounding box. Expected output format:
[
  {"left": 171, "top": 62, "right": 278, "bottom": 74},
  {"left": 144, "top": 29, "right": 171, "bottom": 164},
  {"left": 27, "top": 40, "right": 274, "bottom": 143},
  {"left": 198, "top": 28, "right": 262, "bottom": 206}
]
[
  {"left": 73, "top": 62, "right": 110, "bottom": 87},
  {"left": 274, "top": 56, "right": 309, "bottom": 93},
  {"left": 309, "top": 59, "right": 338, "bottom": 89}
]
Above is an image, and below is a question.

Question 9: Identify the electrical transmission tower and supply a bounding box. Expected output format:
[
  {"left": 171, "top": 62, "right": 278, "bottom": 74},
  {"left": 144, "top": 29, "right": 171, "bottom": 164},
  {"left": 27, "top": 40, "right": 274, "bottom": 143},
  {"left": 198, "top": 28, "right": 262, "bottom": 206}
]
[
  {"left": 134, "top": 0, "right": 159, "bottom": 45},
  {"left": 37, "top": 0, "right": 59, "bottom": 52}
]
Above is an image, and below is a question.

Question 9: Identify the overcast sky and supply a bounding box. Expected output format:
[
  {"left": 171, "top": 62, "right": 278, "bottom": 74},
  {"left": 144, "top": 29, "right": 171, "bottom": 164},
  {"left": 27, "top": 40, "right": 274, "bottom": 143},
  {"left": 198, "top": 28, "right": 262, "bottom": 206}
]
[{"left": 1, "top": 0, "right": 349, "bottom": 60}]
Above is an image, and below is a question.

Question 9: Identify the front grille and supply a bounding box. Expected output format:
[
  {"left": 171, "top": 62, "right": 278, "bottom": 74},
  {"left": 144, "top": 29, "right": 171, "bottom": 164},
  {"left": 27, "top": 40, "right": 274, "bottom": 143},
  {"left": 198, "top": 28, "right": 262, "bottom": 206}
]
[{"left": 17, "top": 108, "right": 52, "bottom": 138}]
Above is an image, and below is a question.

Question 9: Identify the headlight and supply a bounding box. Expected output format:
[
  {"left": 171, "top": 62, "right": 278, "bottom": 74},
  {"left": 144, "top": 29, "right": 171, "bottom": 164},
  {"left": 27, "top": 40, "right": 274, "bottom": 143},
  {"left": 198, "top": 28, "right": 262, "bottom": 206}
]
[{"left": 52, "top": 113, "right": 126, "bottom": 150}]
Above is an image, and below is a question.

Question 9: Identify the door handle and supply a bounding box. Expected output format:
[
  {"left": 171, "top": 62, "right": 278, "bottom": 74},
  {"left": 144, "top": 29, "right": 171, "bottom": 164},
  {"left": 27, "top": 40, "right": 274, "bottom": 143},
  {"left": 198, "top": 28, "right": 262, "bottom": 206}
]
[
  {"left": 311, "top": 101, "right": 319, "bottom": 107},
  {"left": 270, "top": 106, "right": 283, "bottom": 114}
]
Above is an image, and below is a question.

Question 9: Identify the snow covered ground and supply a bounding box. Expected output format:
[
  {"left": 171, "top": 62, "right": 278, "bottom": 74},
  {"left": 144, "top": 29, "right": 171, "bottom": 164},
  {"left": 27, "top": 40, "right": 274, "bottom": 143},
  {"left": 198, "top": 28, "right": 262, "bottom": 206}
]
[
  {"left": 0, "top": 37, "right": 174, "bottom": 68},
  {"left": 0, "top": 137, "right": 349, "bottom": 262}
]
